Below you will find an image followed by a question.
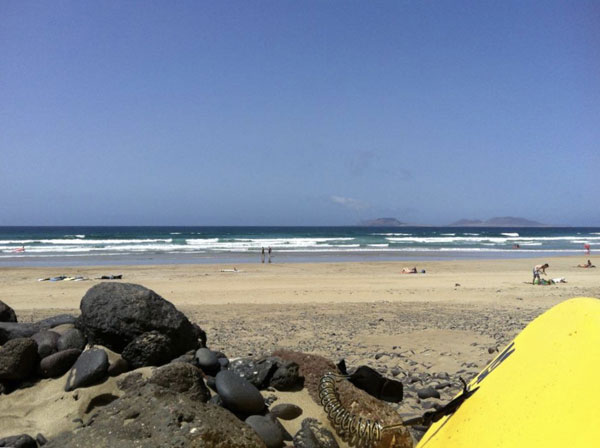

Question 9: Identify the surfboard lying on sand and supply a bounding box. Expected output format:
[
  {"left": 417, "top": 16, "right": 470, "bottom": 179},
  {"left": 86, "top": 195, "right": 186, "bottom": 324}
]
[{"left": 416, "top": 297, "right": 600, "bottom": 448}]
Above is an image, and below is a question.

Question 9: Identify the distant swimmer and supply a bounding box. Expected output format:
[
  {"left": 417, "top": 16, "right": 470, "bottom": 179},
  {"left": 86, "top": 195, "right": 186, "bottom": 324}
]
[
  {"left": 584, "top": 243, "right": 591, "bottom": 255},
  {"left": 261, "top": 247, "right": 265, "bottom": 263},
  {"left": 268, "top": 246, "right": 272, "bottom": 263},
  {"left": 13, "top": 245, "right": 25, "bottom": 253}
]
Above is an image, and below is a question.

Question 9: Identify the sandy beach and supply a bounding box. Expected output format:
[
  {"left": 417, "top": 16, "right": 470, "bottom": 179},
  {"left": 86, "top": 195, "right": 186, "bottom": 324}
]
[{"left": 1, "top": 255, "right": 598, "bottom": 443}]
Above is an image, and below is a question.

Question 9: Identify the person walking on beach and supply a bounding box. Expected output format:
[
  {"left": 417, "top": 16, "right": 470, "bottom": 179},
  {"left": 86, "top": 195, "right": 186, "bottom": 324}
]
[
  {"left": 532, "top": 263, "right": 549, "bottom": 284},
  {"left": 261, "top": 247, "right": 265, "bottom": 263},
  {"left": 268, "top": 246, "right": 272, "bottom": 263}
]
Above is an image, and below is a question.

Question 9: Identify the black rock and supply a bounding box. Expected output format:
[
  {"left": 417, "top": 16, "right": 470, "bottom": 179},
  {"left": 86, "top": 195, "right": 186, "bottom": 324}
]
[
  {"left": 36, "top": 433, "right": 48, "bottom": 446},
  {"left": 169, "top": 353, "right": 198, "bottom": 366},
  {"left": 45, "top": 380, "right": 265, "bottom": 448},
  {"left": 57, "top": 328, "right": 87, "bottom": 352},
  {"left": 195, "top": 348, "right": 220, "bottom": 376},
  {"left": 270, "top": 361, "right": 303, "bottom": 391},
  {"left": 0, "top": 300, "right": 17, "bottom": 322},
  {"left": 218, "top": 357, "right": 229, "bottom": 369},
  {"left": 121, "top": 331, "right": 173, "bottom": 369},
  {"left": 245, "top": 414, "right": 285, "bottom": 448},
  {"left": 215, "top": 370, "right": 265, "bottom": 415},
  {"left": 65, "top": 348, "right": 109, "bottom": 391},
  {"left": 0, "top": 322, "right": 40, "bottom": 344},
  {"left": 76, "top": 283, "right": 200, "bottom": 356},
  {"left": 270, "top": 403, "right": 303, "bottom": 420},
  {"left": 36, "top": 314, "right": 77, "bottom": 329},
  {"left": 149, "top": 362, "right": 210, "bottom": 402},
  {"left": 417, "top": 386, "right": 440, "bottom": 400},
  {"left": 0, "top": 338, "right": 39, "bottom": 380},
  {"left": 293, "top": 418, "right": 339, "bottom": 448},
  {"left": 230, "top": 356, "right": 279, "bottom": 389},
  {"left": 107, "top": 357, "right": 130, "bottom": 377},
  {"left": 40, "top": 349, "right": 82, "bottom": 378},
  {"left": 0, "top": 434, "right": 37, "bottom": 448},
  {"left": 31, "top": 330, "right": 60, "bottom": 359}
]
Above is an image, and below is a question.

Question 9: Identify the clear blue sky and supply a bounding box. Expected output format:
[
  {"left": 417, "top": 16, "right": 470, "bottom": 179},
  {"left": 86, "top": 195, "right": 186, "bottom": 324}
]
[{"left": 1, "top": 1, "right": 598, "bottom": 226}]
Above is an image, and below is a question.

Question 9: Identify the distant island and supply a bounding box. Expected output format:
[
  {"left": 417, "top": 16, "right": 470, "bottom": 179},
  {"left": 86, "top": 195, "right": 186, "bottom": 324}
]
[
  {"left": 448, "top": 217, "right": 545, "bottom": 227},
  {"left": 360, "top": 218, "right": 408, "bottom": 227}
]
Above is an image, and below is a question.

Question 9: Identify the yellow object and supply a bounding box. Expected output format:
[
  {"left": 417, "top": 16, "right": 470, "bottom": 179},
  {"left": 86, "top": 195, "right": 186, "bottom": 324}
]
[{"left": 416, "top": 297, "right": 600, "bottom": 448}]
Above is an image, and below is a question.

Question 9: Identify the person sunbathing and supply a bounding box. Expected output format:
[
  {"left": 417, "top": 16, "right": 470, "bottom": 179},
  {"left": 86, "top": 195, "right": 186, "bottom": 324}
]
[
  {"left": 401, "top": 267, "right": 418, "bottom": 274},
  {"left": 577, "top": 260, "right": 596, "bottom": 268}
]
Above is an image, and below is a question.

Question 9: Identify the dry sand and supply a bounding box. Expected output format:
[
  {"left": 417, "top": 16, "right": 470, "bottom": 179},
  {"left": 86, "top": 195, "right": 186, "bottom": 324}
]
[{"left": 1, "top": 255, "right": 598, "bottom": 441}]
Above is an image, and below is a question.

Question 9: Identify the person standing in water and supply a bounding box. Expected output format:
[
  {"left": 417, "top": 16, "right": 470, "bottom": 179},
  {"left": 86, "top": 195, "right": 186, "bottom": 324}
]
[
  {"left": 268, "top": 246, "right": 272, "bottom": 263},
  {"left": 261, "top": 247, "right": 265, "bottom": 263}
]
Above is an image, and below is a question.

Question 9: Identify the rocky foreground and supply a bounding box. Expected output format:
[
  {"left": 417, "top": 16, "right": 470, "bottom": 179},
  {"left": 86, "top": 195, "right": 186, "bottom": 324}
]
[{"left": 0, "top": 283, "right": 542, "bottom": 448}]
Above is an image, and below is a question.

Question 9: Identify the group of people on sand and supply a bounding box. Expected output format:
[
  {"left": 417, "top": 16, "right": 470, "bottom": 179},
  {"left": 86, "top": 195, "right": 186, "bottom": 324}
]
[
  {"left": 261, "top": 247, "right": 272, "bottom": 263},
  {"left": 532, "top": 260, "right": 595, "bottom": 285}
]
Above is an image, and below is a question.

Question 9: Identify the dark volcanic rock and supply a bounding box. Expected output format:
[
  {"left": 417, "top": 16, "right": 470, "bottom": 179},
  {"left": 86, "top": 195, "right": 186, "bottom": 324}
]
[
  {"left": 40, "top": 349, "right": 82, "bottom": 378},
  {"left": 45, "top": 381, "right": 266, "bottom": 448},
  {"left": 293, "top": 418, "right": 339, "bottom": 448},
  {"left": 65, "top": 348, "right": 109, "bottom": 391},
  {"left": 215, "top": 370, "right": 265, "bottom": 415},
  {"left": 195, "top": 348, "right": 220, "bottom": 376},
  {"left": 245, "top": 414, "right": 285, "bottom": 448},
  {"left": 270, "top": 403, "right": 303, "bottom": 420},
  {"left": 121, "top": 331, "right": 173, "bottom": 368},
  {"left": 36, "top": 314, "right": 77, "bottom": 329},
  {"left": 31, "top": 330, "right": 60, "bottom": 359},
  {"left": 0, "top": 434, "right": 37, "bottom": 448},
  {"left": 0, "top": 300, "right": 17, "bottom": 322},
  {"left": 57, "top": 328, "right": 87, "bottom": 352},
  {"left": 417, "top": 386, "right": 440, "bottom": 400},
  {"left": 0, "top": 322, "right": 39, "bottom": 344},
  {"left": 230, "top": 357, "right": 279, "bottom": 389},
  {"left": 149, "top": 362, "right": 210, "bottom": 402},
  {"left": 76, "top": 283, "right": 200, "bottom": 356},
  {"left": 0, "top": 338, "right": 38, "bottom": 380},
  {"left": 270, "top": 361, "right": 303, "bottom": 391}
]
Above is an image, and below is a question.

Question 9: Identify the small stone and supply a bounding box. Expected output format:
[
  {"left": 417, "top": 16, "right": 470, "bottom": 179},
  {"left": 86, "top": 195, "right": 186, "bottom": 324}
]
[
  {"left": 40, "top": 349, "right": 82, "bottom": 378},
  {"left": 57, "top": 328, "right": 87, "bottom": 352},
  {"left": 36, "top": 433, "right": 48, "bottom": 445},
  {"left": 31, "top": 331, "right": 60, "bottom": 359},
  {"left": 417, "top": 386, "right": 440, "bottom": 400},
  {"left": 270, "top": 403, "right": 302, "bottom": 420},
  {"left": 215, "top": 370, "right": 265, "bottom": 415},
  {"left": 293, "top": 418, "right": 339, "bottom": 448},
  {"left": 245, "top": 414, "right": 285, "bottom": 448},
  {"left": 65, "top": 348, "right": 109, "bottom": 391},
  {"left": 195, "top": 348, "right": 220, "bottom": 376}
]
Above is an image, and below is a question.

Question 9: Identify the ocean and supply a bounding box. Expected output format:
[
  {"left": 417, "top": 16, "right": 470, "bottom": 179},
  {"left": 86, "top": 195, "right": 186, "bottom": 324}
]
[{"left": 0, "top": 226, "right": 598, "bottom": 267}]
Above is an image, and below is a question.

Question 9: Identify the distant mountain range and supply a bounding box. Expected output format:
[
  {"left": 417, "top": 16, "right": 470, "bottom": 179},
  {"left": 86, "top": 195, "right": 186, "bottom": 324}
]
[
  {"left": 359, "top": 216, "right": 545, "bottom": 227},
  {"left": 447, "top": 217, "right": 545, "bottom": 227}
]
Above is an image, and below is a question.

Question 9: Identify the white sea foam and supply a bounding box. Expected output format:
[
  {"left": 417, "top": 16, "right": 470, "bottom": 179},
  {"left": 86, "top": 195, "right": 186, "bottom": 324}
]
[
  {"left": 501, "top": 233, "right": 520, "bottom": 237},
  {"left": 371, "top": 233, "right": 412, "bottom": 236},
  {"left": 440, "top": 233, "right": 456, "bottom": 236}
]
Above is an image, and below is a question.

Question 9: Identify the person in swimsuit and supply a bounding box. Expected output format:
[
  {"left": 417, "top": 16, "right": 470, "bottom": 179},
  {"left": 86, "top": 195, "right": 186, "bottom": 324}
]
[{"left": 533, "top": 263, "right": 549, "bottom": 284}]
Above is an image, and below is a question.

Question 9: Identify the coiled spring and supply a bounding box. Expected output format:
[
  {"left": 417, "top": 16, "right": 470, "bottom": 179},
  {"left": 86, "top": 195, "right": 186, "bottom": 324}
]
[{"left": 318, "top": 372, "right": 390, "bottom": 448}]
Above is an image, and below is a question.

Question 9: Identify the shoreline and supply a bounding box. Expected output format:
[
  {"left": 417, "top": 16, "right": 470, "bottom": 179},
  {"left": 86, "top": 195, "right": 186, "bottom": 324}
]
[{"left": 0, "top": 248, "right": 590, "bottom": 268}]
